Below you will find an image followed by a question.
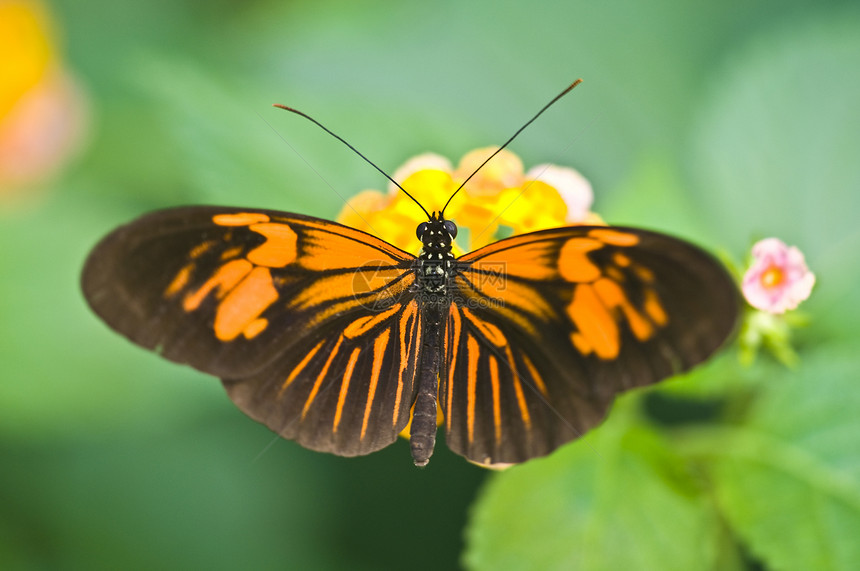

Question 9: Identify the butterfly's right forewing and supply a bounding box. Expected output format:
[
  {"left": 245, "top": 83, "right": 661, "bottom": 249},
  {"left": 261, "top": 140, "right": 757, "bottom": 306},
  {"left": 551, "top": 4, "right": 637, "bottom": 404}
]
[
  {"left": 442, "top": 226, "right": 739, "bottom": 465},
  {"left": 82, "top": 205, "right": 423, "bottom": 455}
]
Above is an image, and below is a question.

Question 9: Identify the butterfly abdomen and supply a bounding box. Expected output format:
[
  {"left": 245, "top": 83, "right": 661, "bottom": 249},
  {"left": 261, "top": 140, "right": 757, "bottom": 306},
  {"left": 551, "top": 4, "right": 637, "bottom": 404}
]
[
  {"left": 408, "top": 214, "right": 459, "bottom": 465},
  {"left": 410, "top": 299, "right": 446, "bottom": 466}
]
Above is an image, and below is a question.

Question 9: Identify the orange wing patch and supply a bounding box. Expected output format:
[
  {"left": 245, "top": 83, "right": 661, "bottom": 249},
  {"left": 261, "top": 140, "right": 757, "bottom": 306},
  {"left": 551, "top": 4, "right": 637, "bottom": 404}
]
[
  {"left": 459, "top": 227, "right": 671, "bottom": 363},
  {"left": 167, "top": 214, "right": 297, "bottom": 342},
  {"left": 567, "top": 282, "right": 621, "bottom": 359},
  {"left": 164, "top": 263, "right": 194, "bottom": 297},
  {"left": 557, "top": 238, "right": 603, "bottom": 282},
  {"left": 213, "top": 212, "right": 271, "bottom": 226},
  {"left": 297, "top": 220, "right": 410, "bottom": 271},
  {"left": 560, "top": 230, "right": 668, "bottom": 359},
  {"left": 560, "top": 231, "right": 669, "bottom": 359},
  {"left": 161, "top": 212, "right": 415, "bottom": 346},
  {"left": 213, "top": 267, "right": 278, "bottom": 341},
  {"left": 246, "top": 223, "right": 298, "bottom": 267},
  {"left": 587, "top": 228, "right": 640, "bottom": 246},
  {"left": 180, "top": 259, "right": 253, "bottom": 311}
]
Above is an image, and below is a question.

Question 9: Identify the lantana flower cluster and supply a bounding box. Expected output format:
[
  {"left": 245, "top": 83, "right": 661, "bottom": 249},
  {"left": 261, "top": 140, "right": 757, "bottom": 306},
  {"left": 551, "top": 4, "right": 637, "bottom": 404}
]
[
  {"left": 742, "top": 238, "right": 815, "bottom": 315},
  {"left": 739, "top": 237, "right": 815, "bottom": 365},
  {"left": 337, "top": 147, "right": 600, "bottom": 254}
]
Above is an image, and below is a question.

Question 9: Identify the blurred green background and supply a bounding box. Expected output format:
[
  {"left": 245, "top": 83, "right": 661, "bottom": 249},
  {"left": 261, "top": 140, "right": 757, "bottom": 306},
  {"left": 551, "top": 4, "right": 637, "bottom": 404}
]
[{"left": 2, "top": 0, "right": 859, "bottom": 569}]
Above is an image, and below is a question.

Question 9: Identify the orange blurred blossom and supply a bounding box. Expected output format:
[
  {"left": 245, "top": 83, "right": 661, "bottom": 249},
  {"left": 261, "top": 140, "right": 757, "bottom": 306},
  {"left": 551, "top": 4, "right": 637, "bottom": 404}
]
[
  {"left": 337, "top": 147, "right": 601, "bottom": 254},
  {"left": 0, "top": 0, "right": 86, "bottom": 195}
]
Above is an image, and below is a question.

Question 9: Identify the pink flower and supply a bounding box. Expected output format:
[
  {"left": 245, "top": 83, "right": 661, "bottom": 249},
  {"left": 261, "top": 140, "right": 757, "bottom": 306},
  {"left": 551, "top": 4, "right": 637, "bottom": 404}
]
[{"left": 742, "top": 238, "right": 815, "bottom": 314}]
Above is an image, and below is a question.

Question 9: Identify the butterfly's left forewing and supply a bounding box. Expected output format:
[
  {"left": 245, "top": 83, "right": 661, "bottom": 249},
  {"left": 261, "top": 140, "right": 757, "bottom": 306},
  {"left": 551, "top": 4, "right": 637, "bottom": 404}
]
[
  {"left": 82, "top": 206, "right": 421, "bottom": 455},
  {"left": 443, "top": 226, "right": 739, "bottom": 465}
]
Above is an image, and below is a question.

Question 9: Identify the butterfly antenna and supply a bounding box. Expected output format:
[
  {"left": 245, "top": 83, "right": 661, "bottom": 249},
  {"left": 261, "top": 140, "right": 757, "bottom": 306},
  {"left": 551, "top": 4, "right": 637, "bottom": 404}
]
[
  {"left": 273, "top": 104, "right": 431, "bottom": 219},
  {"left": 441, "top": 79, "right": 583, "bottom": 216}
]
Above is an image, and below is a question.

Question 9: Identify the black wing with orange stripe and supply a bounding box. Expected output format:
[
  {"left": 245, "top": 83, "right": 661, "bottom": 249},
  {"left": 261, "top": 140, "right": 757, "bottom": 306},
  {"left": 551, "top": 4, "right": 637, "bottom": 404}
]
[
  {"left": 442, "top": 226, "right": 739, "bottom": 465},
  {"left": 82, "top": 206, "right": 421, "bottom": 456}
]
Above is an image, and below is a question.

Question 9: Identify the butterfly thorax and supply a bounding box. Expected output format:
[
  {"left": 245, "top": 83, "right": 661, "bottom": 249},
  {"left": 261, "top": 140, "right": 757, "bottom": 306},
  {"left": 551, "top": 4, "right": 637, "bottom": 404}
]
[{"left": 415, "top": 213, "right": 457, "bottom": 295}]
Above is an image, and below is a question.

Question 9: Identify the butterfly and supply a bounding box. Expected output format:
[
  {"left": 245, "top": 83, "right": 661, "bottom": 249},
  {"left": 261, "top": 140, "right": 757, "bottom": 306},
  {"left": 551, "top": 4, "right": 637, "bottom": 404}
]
[{"left": 81, "top": 81, "right": 739, "bottom": 467}]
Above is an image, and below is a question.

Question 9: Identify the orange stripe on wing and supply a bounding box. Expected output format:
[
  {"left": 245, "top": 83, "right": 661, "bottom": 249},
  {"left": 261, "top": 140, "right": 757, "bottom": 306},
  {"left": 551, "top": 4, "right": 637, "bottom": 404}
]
[
  {"left": 295, "top": 219, "right": 413, "bottom": 263},
  {"left": 446, "top": 306, "right": 463, "bottom": 431},
  {"left": 588, "top": 228, "right": 640, "bottom": 246},
  {"left": 488, "top": 354, "right": 501, "bottom": 442},
  {"left": 644, "top": 288, "right": 668, "bottom": 326},
  {"left": 333, "top": 347, "right": 361, "bottom": 433},
  {"left": 392, "top": 302, "right": 419, "bottom": 428},
  {"left": 164, "top": 263, "right": 194, "bottom": 297},
  {"left": 466, "top": 334, "right": 479, "bottom": 444},
  {"left": 343, "top": 304, "right": 401, "bottom": 339},
  {"left": 213, "top": 212, "right": 270, "bottom": 226},
  {"left": 361, "top": 329, "right": 390, "bottom": 440},
  {"left": 455, "top": 274, "right": 550, "bottom": 334},
  {"left": 468, "top": 242, "right": 558, "bottom": 281},
  {"left": 302, "top": 336, "right": 344, "bottom": 419},
  {"left": 461, "top": 306, "right": 507, "bottom": 347},
  {"left": 521, "top": 353, "right": 549, "bottom": 398},
  {"left": 189, "top": 240, "right": 216, "bottom": 259},
  {"left": 505, "top": 345, "right": 532, "bottom": 429},
  {"left": 457, "top": 228, "right": 571, "bottom": 261},
  {"left": 280, "top": 338, "right": 326, "bottom": 395}
]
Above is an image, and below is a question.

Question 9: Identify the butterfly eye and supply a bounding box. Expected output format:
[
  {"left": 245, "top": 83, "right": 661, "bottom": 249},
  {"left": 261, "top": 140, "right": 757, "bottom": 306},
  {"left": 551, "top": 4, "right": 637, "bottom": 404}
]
[
  {"left": 443, "top": 220, "right": 458, "bottom": 238},
  {"left": 416, "top": 222, "right": 429, "bottom": 240}
]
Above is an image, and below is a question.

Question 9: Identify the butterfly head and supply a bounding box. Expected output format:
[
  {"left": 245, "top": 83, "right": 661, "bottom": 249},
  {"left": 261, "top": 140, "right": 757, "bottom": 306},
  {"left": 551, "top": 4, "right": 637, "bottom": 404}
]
[{"left": 416, "top": 213, "right": 457, "bottom": 256}]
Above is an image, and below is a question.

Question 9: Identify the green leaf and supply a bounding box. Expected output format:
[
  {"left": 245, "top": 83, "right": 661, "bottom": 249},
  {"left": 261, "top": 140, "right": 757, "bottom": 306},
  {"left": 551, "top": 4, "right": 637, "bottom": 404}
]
[
  {"left": 464, "top": 393, "right": 730, "bottom": 571},
  {"left": 677, "top": 348, "right": 860, "bottom": 570}
]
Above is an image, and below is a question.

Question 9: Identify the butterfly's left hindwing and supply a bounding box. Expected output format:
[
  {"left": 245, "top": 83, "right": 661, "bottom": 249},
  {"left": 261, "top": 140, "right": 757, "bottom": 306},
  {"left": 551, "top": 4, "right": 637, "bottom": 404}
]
[
  {"left": 443, "top": 226, "right": 739, "bottom": 465},
  {"left": 82, "top": 206, "right": 421, "bottom": 456}
]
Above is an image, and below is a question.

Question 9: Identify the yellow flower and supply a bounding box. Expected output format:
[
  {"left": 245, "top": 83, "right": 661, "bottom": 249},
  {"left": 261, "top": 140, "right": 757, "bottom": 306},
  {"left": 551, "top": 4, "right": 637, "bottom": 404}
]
[
  {"left": 0, "top": 0, "right": 86, "bottom": 195},
  {"left": 0, "top": 1, "right": 52, "bottom": 118},
  {"left": 336, "top": 147, "right": 601, "bottom": 253}
]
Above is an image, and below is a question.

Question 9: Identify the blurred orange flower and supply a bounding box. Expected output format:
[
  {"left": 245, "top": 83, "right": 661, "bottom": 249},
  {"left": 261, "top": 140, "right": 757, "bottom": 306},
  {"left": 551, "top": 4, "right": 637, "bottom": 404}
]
[
  {"left": 0, "top": 0, "right": 86, "bottom": 195},
  {"left": 337, "top": 147, "right": 601, "bottom": 254}
]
